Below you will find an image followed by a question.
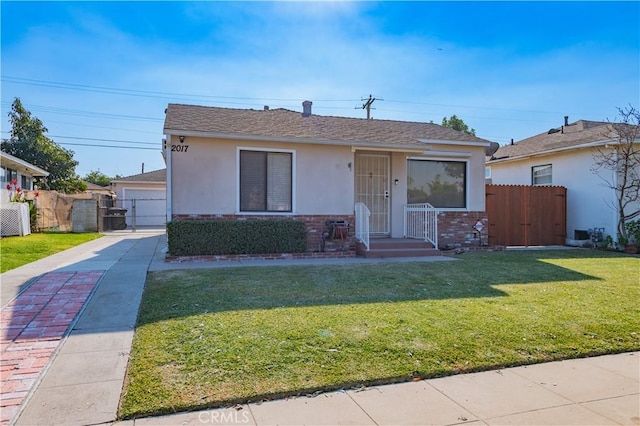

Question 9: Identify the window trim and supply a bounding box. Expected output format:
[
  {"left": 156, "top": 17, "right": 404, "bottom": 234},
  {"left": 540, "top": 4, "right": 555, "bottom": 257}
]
[
  {"left": 531, "top": 164, "right": 552, "bottom": 186},
  {"left": 236, "top": 146, "right": 296, "bottom": 215},
  {"left": 407, "top": 157, "right": 469, "bottom": 211}
]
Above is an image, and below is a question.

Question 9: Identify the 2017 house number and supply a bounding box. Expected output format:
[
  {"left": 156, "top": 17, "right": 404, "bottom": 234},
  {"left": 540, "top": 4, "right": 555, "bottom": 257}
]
[{"left": 171, "top": 144, "right": 189, "bottom": 152}]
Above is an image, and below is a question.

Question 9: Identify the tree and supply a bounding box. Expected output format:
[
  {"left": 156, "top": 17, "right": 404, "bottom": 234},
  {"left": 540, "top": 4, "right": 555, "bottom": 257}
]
[
  {"left": 591, "top": 105, "right": 640, "bottom": 242},
  {"left": 83, "top": 170, "right": 120, "bottom": 187},
  {"left": 1, "top": 98, "right": 86, "bottom": 193},
  {"left": 441, "top": 114, "right": 476, "bottom": 136}
]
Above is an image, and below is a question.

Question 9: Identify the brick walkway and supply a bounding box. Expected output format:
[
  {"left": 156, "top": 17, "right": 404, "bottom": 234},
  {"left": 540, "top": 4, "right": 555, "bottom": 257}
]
[{"left": 0, "top": 271, "right": 104, "bottom": 425}]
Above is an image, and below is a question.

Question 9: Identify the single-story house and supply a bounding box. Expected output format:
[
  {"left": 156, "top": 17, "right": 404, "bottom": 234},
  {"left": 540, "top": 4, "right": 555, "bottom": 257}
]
[
  {"left": 1, "top": 151, "right": 49, "bottom": 204},
  {"left": 486, "top": 117, "right": 640, "bottom": 244},
  {"left": 84, "top": 181, "right": 116, "bottom": 197},
  {"left": 110, "top": 169, "right": 166, "bottom": 227},
  {"left": 162, "top": 102, "right": 497, "bottom": 253}
]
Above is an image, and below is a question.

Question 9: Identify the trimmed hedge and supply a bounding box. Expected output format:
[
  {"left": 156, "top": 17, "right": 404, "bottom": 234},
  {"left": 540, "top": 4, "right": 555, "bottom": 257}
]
[{"left": 167, "top": 219, "right": 308, "bottom": 256}]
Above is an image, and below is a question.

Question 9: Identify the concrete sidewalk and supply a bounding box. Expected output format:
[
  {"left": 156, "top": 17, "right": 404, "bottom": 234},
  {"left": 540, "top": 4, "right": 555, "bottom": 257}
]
[
  {"left": 2, "top": 231, "right": 165, "bottom": 426},
  {"left": 2, "top": 232, "right": 638, "bottom": 425},
  {"left": 117, "top": 352, "right": 639, "bottom": 426}
]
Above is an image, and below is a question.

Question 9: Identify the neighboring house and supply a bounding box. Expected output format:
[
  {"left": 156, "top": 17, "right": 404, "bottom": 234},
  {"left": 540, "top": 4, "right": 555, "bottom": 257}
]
[
  {"left": 84, "top": 181, "right": 115, "bottom": 197},
  {"left": 110, "top": 169, "right": 166, "bottom": 227},
  {"left": 0, "top": 151, "right": 49, "bottom": 204},
  {"left": 163, "top": 102, "right": 496, "bottom": 252},
  {"left": 486, "top": 117, "right": 640, "bottom": 243}
]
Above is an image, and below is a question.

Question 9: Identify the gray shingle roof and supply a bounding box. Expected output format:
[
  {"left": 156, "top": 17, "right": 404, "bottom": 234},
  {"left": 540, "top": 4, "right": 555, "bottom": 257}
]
[
  {"left": 163, "top": 103, "right": 493, "bottom": 148},
  {"left": 489, "top": 120, "right": 616, "bottom": 161},
  {"left": 113, "top": 168, "right": 166, "bottom": 183}
]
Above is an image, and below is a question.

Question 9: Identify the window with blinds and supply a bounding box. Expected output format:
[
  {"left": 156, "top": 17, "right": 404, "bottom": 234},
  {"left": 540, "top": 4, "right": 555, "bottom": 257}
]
[
  {"left": 240, "top": 150, "right": 292, "bottom": 212},
  {"left": 532, "top": 164, "right": 552, "bottom": 185}
]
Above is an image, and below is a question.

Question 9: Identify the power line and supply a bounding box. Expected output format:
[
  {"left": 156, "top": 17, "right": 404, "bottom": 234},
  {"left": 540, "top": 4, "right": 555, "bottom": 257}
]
[
  {"left": 1, "top": 76, "right": 360, "bottom": 103},
  {"left": 49, "top": 135, "right": 157, "bottom": 146},
  {"left": 3, "top": 76, "right": 606, "bottom": 117},
  {"left": 1, "top": 130, "right": 158, "bottom": 146},
  {"left": 383, "top": 98, "right": 586, "bottom": 116},
  {"left": 0, "top": 101, "right": 163, "bottom": 122},
  {"left": 44, "top": 119, "right": 159, "bottom": 135},
  {"left": 57, "top": 142, "right": 160, "bottom": 151}
]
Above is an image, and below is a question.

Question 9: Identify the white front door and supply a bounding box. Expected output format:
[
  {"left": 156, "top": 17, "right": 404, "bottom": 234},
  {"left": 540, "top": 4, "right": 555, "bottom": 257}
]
[{"left": 355, "top": 154, "right": 390, "bottom": 234}]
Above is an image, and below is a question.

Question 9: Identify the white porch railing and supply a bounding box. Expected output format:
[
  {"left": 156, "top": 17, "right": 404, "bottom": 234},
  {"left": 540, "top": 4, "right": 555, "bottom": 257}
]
[
  {"left": 354, "top": 202, "right": 371, "bottom": 251},
  {"left": 403, "top": 203, "right": 438, "bottom": 249}
]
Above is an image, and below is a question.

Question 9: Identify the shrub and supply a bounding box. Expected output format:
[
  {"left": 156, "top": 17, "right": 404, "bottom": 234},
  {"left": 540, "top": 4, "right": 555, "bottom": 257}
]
[
  {"left": 167, "top": 219, "right": 307, "bottom": 256},
  {"left": 625, "top": 220, "right": 640, "bottom": 247}
]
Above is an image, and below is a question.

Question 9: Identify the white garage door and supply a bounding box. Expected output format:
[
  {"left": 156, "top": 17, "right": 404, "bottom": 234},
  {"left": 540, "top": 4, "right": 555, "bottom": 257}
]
[{"left": 122, "top": 189, "right": 166, "bottom": 227}]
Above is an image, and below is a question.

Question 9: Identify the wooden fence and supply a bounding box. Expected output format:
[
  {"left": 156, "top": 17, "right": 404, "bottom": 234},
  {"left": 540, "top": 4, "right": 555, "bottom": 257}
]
[{"left": 486, "top": 184, "right": 567, "bottom": 246}]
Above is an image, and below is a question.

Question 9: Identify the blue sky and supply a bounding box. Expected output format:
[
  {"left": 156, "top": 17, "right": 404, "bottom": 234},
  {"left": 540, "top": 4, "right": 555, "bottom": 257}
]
[{"left": 1, "top": 1, "right": 639, "bottom": 178}]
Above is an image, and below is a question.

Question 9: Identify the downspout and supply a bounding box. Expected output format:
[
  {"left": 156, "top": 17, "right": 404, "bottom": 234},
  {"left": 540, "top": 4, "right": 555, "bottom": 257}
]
[{"left": 165, "top": 134, "right": 172, "bottom": 223}]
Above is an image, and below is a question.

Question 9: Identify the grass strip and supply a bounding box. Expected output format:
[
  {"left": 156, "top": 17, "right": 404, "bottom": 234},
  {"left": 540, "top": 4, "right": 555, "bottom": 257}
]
[{"left": 0, "top": 232, "right": 102, "bottom": 273}]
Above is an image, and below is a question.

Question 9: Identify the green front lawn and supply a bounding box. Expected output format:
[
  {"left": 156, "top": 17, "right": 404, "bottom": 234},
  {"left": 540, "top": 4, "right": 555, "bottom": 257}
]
[
  {"left": 0, "top": 232, "right": 103, "bottom": 273},
  {"left": 121, "top": 250, "right": 640, "bottom": 418}
]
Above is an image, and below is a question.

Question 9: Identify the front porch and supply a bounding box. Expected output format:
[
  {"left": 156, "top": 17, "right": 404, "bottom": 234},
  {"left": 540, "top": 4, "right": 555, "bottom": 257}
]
[
  {"left": 354, "top": 202, "right": 488, "bottom": 256},
  {"left": 356, "top": 237, "right": 439, "bottom": 258}
]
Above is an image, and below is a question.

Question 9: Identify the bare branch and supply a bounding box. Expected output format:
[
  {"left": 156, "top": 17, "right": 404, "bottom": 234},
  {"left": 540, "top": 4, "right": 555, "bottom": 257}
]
[{"left": 591, "top": 105, "right": 640, "bottom": 240}]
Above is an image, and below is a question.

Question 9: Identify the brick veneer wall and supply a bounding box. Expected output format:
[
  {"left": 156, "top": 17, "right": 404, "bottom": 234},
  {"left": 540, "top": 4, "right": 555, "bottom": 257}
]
[
  {"left": 171, "top": 214, "right": 356, "bottom": 254},
  {"left": 437, "top": 211, "right": 488, "bottom": 249}
]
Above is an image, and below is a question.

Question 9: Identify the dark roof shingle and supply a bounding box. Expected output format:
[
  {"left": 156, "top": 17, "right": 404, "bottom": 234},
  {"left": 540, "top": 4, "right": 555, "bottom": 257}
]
[
  {"left": 163, "top": 103, "right": 493, "bottom": 148},
  {"left": 489, "top": 120, "right": 616, "bottom": 161},
  {"left": 113, "top": 168, "right": 166, "bottom": 183}
]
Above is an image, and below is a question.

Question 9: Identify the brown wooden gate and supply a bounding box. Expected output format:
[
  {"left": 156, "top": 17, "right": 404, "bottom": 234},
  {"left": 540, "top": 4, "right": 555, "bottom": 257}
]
[{"left": 486, "top": 184, "right": 566, "bottom": 246}]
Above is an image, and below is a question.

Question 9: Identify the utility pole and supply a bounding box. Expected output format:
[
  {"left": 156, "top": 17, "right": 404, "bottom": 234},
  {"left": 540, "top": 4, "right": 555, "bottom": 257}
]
[{"left": 358, "top": 94, "right": 383, "bottom": 119}]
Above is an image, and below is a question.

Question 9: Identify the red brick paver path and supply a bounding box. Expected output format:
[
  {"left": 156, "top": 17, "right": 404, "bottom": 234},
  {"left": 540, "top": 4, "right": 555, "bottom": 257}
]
[{"left": 0, "top": 271, "right": 104, "bottom": 425}]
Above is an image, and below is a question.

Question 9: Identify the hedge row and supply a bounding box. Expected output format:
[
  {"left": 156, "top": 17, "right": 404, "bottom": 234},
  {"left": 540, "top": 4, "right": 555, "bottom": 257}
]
[{"left": 167, "top": 219, "right": 307, "bottom": 256}]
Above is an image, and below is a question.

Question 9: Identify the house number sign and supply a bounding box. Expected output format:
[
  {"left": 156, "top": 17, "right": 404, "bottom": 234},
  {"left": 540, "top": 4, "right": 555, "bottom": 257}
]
[
  {"left": 170, "top": 144, "right": 189, "bottom": 152},
  {"left": 171, "top": 136, "right": 189, "bottom": 153}
]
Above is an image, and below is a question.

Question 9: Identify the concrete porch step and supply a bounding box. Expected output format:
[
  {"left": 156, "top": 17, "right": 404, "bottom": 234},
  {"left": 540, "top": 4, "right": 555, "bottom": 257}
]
[
  {"left": 357, "top": 238, "right": 439, "bottom": 258},
  {"left": 369, "top": 238, "right": 434, "bottom": 250},
  {"left": 363, "top": 247, "right": 441, "bottom": 258}
]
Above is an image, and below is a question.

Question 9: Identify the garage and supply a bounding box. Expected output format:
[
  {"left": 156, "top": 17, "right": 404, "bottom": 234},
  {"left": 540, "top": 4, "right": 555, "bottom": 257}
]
[
  {"left": 110, "top": 169, "right": 167, "bottom": 228},
  {"left": 121, "top": 188, "right": 166, "bottom": 227}
]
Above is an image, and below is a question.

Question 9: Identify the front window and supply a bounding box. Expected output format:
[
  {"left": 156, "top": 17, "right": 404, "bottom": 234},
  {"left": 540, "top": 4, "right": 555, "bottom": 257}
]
[
  {"left": 239, "top": 150, "right": 292, "bottom": 212},
  {"left": 21, "top": 175, "right": 32, "bottom": 190},
  {"left": 6, "top": 168, "right": 17, "bottom": 184},
  {"left": 407, "top": 159, "right": 467, "bottom": 208},
  {"left": 532, "top": 164, "right": 552, "bottom": 185}
]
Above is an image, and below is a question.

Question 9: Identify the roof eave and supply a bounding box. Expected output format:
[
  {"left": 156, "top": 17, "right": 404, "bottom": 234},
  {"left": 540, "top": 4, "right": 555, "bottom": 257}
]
[
  {"left": 0, "top": 151, "right": 50, "bottom": 177},
  {"left": 417, "top": 138, "right": 492, "bottom": 147},
  {"left": 111, "top": 180, "right": 166, "bottom": 184},
  {"left": 487, "top": 138, "right": 626, "bottom": 164},
  {"left": 163, "top": 129, "right": 429, "bottom": 151}
]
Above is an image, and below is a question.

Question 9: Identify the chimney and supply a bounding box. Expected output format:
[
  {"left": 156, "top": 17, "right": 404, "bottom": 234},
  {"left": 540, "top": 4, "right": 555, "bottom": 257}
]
[
  {"left": 564, "top": 115, "right": 569, "bottom": 126},
  {"left": 302, "top": 100, "right": 312, "bottom": 117},
  {"left": 264, "top": 105, "right": 269, "bottom": 111},
  {"left": 510, "top": 138, "right": 514, "bottom": 145}
]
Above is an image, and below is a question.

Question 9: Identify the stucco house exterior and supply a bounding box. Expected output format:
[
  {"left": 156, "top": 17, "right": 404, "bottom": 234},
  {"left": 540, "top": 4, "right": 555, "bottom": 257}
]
[
  {"left": 486, "top": 117, "right": 640, "bottom": 244},
  {"left": 110, "top": 169, "right": 166, "bottom": 227},
  {"left": 163, "top": 102, "right": 496, "bottom": 253},
  {"left": 1, "top": 151, "right": 49, "bottom": 204}
]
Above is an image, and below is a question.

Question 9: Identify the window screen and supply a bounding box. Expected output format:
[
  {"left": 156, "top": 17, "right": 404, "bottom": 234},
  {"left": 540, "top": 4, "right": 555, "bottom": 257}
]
[{"left": 240, "top": 150, "right": 292, "bottom": 212}]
